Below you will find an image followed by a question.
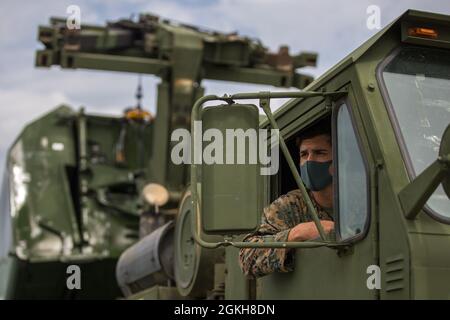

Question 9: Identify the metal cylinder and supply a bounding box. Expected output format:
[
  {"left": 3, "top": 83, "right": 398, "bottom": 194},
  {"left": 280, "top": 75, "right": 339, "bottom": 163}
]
[{"left": 116, "top": 221, "right": 174, "bottom": 297}]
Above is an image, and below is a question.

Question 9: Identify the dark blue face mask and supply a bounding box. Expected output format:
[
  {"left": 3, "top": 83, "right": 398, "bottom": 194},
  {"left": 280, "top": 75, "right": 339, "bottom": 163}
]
[{"left": 300, "top": 160, "right": 332, "bottom": 191}]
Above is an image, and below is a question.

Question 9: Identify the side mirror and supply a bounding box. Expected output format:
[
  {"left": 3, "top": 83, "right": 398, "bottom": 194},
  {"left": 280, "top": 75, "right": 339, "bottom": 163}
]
[
  {"left": 199, "top": 104, "right": 262, "bottom": 234},
  {"left": 399, "top": 124, "right": 450, "bottom": 219}
]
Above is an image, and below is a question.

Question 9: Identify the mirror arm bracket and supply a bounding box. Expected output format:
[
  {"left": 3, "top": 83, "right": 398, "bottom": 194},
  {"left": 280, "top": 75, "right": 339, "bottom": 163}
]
[
  {"left": 400, "top": 122, "right": 450, "bottom": 220},
  {"left": 400, "top": 158, "right": 449, "bottom": 220}
]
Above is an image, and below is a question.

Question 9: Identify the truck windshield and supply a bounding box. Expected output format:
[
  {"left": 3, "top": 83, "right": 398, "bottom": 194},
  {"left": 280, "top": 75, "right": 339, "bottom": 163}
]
[{"left": 381, "top": 46, "right": 450, "bottom": 223}]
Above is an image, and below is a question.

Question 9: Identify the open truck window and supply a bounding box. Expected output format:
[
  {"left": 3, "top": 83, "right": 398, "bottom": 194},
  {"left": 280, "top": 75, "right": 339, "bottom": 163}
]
[
  {"left": 278, "top": 109, "right": 370, "bottom": 242},
  {"left": 379, "top": 46, "right": 450, "bottom": 223}
]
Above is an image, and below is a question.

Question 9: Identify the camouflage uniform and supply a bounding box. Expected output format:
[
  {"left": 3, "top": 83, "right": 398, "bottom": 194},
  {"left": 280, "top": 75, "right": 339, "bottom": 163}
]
[{"left": 238, "top": 189, "right": 333, "bottom": 279}]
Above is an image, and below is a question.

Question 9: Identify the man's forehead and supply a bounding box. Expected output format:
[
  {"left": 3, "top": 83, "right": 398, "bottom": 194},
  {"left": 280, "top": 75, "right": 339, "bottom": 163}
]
[{"left": 300, "top": 135, "right": 331, "bottom": 150}]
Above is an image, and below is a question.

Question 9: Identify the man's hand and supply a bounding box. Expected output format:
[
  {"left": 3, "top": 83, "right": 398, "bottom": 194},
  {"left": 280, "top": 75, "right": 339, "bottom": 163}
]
[{"left": 287, "top": 220, "right": 334, "bottom": 242}]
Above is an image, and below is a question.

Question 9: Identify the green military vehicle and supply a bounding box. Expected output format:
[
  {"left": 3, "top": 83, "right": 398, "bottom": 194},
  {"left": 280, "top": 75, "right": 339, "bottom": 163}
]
[
  {"left": 0, "top": 12, "right": 315, "bottom": 299},
  {"left": 1, "top": 9, "right": 449, "bottom": 300},
  {"left": 123, "top": 9, "right": 450, "bottom": 300}
]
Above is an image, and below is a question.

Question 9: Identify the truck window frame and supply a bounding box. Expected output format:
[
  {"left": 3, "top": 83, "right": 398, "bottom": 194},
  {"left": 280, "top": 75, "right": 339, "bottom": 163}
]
[
  {"left": 376, "top": 45, "right": 450, "bottom": 225},
  {"left": 332, "top": 99, "right": 371, "bottom": 243}
]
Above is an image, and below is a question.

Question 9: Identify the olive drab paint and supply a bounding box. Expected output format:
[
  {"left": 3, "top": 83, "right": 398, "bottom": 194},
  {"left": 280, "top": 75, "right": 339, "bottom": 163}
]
[
  {"left": 0, "top": 11, "right": 315, "bottom": 299},
  {"left": 1, "top": 9, "right": 449, "bottom": 300},
  {"left": 187, "top": 9, "right": 450, "bottom": 300}
]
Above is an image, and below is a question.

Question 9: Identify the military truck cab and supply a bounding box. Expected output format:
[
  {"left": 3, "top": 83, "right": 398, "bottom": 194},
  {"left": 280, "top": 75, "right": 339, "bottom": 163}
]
[{"left": 187, "top": 10, "right": 450, "bottom": 300}]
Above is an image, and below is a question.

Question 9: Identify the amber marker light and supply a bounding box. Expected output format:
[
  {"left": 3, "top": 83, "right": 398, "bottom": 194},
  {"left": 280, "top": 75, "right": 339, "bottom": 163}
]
[{"left": 408, "top": 27, "right": 438, "bottom": 39}]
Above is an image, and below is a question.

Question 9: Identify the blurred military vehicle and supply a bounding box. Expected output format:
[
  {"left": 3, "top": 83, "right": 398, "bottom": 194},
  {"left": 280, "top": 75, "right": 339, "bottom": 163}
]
[{"left": 0, "top": 12, "right": 316, "bottom": 299}]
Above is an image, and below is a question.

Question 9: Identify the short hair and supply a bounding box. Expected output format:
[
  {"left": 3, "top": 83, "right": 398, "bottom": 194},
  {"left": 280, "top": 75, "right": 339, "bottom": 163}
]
[{"left": 295, "top": 117, "right": 331, "bottom": 148}]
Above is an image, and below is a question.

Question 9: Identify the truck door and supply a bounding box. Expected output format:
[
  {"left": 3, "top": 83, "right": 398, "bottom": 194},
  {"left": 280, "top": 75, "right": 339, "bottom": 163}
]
[{"left": 258, "top": 92, "right": 378, "bottom": 299}]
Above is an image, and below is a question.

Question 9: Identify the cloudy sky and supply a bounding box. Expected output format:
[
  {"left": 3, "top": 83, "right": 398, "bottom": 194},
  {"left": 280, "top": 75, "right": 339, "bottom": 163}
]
[{"left": 0, "top": 0, "right": 449, "bottom": 179}]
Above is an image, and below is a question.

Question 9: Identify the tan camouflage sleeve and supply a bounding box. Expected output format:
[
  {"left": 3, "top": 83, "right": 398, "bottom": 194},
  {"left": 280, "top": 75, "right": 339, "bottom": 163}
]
[{"left": 238, "top": 191, "right": 304, "bottom": 279}]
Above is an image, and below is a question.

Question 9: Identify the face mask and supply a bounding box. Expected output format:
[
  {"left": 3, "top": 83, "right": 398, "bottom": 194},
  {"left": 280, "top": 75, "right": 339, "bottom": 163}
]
[{"left": 299, "top": 160, "right": 332, "bottom": 191}]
